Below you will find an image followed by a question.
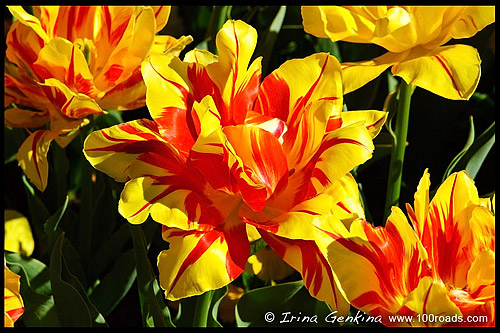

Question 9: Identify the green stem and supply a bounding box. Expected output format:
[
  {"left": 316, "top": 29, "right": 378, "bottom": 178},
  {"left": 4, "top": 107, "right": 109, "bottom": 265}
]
[
  {"left": 383, "top": 80, "right": 413, "bottom": 220},
  {"left": 192, "top": 290, "right": 215, "bottom": 327}
]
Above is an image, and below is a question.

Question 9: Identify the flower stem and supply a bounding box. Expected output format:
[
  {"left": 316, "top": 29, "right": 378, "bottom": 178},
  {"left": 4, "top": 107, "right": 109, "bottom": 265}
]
[
  {"left": 192, "top": 290, "right": 215, "bottom": 327},
  {"left": 383, "top": 80, "right": 413, "bottom": 220}
]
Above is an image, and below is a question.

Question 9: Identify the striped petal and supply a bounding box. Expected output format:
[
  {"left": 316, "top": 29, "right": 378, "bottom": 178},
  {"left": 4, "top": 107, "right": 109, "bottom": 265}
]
[
  {"left": 397, "top": 277, "right": 462, "bottom": 327},
  {"left": 8, "top": 6, "right": 49, "bottom": 42},
  {"left": 466, "top": 249, "right": 495, "bottom": 301},
  {"left": 392, "top": 44, "right": 481, "bottom": 100},
  {"left": 16, "top": 129, "right": 57, "bottom": 192},
  {"left": 223, "top": 125, "right": 288, "bottom": 210},
  {"left": 97, "top": 69, "right": 146, "bottom": 111},
  {"left": 32, "top": 6, "right": 97, "bottom": 41},
  {"left": 158, "top": 222, "right": 249, "bottom": 301},
  {"left": 208, "top": 20, "right": 261, "bottom": 125},
  {"left": 308, "top": 121, "right": 374, "bottom": 196},
  {"left": 84, "top": 117, "right": 229, "bottom": 230},
  {"left": 4, "top": 107, "right": 49, "bottom": 129},
  {"left": 92, "top": 6, "right": 156, "bottom": 90},
  {"left": 338, "top": 110, "right": 388, "bottom": 139},
  {"left": 341, "top": 51, "right": 405, "bottom": 95},
  {"left": 414, "top": 171, "right": 489, "bottom": 289},
  {"left": 5, "top": 20, "right": 44, "bottom": 74},
  {"left": 141, "top": 54, "right": 198, "bottom": 155},
  {"left": 247, "top": 174, "right": 359, "bottom": 245},
  {"left": 83, "top": 119, "right": 176, "bottom": 183},
  {"left": 4, "top": 266, "right": 24, "bottom": 327},
  {"left": 448, "top": 6, "right": 496, "bottom": 40},
  {"left": 151, "top": 6, "right": 171, "bottom": 33},
  {"left": 33, "top": 37, "right": 98, "bottom": 98},
  {"left": 261, "top": 231, "right": 350, "bottom": 316},
  {"left": 327, "top": 207, "right": 429, "bottom": 321},
  {"left": 255, "top": 53, "right": 343, "bottom": 129},
  {"left": 39, "top": 78, "right": 104, "bottom": 120}
]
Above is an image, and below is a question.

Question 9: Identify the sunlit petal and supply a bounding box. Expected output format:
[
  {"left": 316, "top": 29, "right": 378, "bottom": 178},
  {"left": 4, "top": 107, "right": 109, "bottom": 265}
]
[
  {"left": 327, "top": 207, "right": 429, "bottom": 323},
  {"left": 448, "top": 6, "right": 496, "bottom": 39},
  {"left": 158, "top": 223, "right": 249, "bottom": 301},
  {"left": 341, "top": 51, "right": 406, "bottom": 95},
  {"left": 16, "top": 129, "right": 57, "bottom": 192},
  {"left": 262, "top": 231, "right": 350, "bottom": 316},
  {"left": 392, "top": 45, "right": 481, "bottom": 100},
  {"left": 398, "top": 277, "right": 462, "bottom": 327},
  {"left": 4, "top": 266, "right": 24, "bottom": 327},
  {"left": 4, "top": 210, "right": 35, "bottom": 257}
]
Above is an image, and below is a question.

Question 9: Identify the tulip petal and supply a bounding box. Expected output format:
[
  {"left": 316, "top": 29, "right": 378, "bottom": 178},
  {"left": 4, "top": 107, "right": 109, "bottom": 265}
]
[
  {"left": 4, "top": 210, "right": 35, "bottom": 256},
  {"left": 341, "top": 51, "right": 406, "bottom": 95},
  {"left": 4, "top": 266, "right": 24, "bottom": 327},
  {"left": 93, "top": 6, "right": 156, "bottom": 90},
  {"left": 33, "top": 6, "right": 97, "bottom": 41},
  {"left": 16, "top": 129, "right": 57, "bottom": 192},
  {"left": 4, "top": 107, "right": 49, "bottom": 129},
  {"left": 8, "top": 6, "right": 49, "bottom": 42},
  {"left": 392, "top": 44, "right": 481, "bottom": 100},
  {"left": 84, "top": 119, "right": 177, "bottom": 183},
  {"left": 249, "top": 174, "right": 359, "bottom": 244},
  {"left": 406, "top": 169, "right": 431, "bottom": 239},
  {"left": 141, "top": 54, "right": 199, "bottom": 155},
  {"left": 301, "top": 6, "right": 376, "bottom": 44},
  {"left": 208, "top": 20, "right": 260, "bottom": 125},
  {"left": 158, "top": 222, "right": 249, "bottom": 301},
  {"left": 327, "top": 207, "right": 429, "bottom": 320},
  {"left": 467, "top": 249, "right": 495, "bottom": 299},
  {"left": 308, "top": 121, "right": 374, "bottom": 196},
  {"left": 256, "top": 53, "right": 342, "bottom": 129},
  {"left": 151, "top": 6, "right": 171, "bottom": 33},
  {"left": 339, "top": 110, "right": 388, "bottom": 139},
  {"left": 97, "top": 69, "right": 146, "bottom": 111},
  {"left": 33, "top": 37, "right": 98, "bottom": 98},
  {"left": 448, "top": 6, "right": 496, "bottom": 40},
  {"left": 397, "top": 277, "right": 462, "bottom": 327},
  {"left": 40, "top": 78, "right": 104, "bottom": 120},
  {"left": 419, "top": 171, "right": 481, "bottom": 288},
  {"left": 5, "top": 20, "right": 44, "bottom": 73},
  {"left": 261, "top": 231, "right": 350, "bottom": 316},
  {"left": 223, "top": 125, "right": 289, "bottom": 207}
]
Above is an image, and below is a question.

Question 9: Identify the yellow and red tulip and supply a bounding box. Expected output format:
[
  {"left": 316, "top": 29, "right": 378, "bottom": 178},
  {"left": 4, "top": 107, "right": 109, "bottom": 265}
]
[
  {"left": 327, "top": 170, "right": 495, "bottom": 327},
  {"left": 84, "top": 19, "right": 387, "bottom": 315},
  {"left": 4, "top": 265, "right": 24, "bottom": 327},
  {"left": 301, "top": 6, "right": 495, "bottom": 100},
  {"left": 4, "top": 6, "right": 190, "bottom": 192}
]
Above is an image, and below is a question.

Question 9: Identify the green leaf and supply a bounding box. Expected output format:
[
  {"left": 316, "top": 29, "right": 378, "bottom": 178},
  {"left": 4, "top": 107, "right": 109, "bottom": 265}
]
[
  {"left": 255, "top": 6, "right": 287, "bottom": 76},
  {"left": 5, "top": 253, "right": 60, "bottom": 327},
  {"left": 208, "top": 286, "right": 228, "bottom": 327},
  {"left": 4, "top": 126, "right": 27, "bottom": 164},
  {"left": 86, "top": 222, "right": 132, "bottom": 283},
  {"left": 130, "top": 222, "right": 174, "bottom": 327},
  {"left": 204, "top": 6, "right": 230, "bottom": 54},
  {"left": 88, "top": 249, "right": 137, "bottom": 317},
  {"left": 49, "top": 232, "right": 107, "bottom": 327},
  {"left": 235, "top": 280, "right": 331, "bottom": 327},
  {"left": 249, "top": 238, "right": 267, "bottom": 257},
  {"left": 43, "top": 195, "right": 69, "bottom": 251},
  {"left": 443, "top": 116, "right": 476, "bottom": 181},
  {"left": 444, "top": 120, "right": 495, "bottom": 180},
  {"left": 50, "top": 143, "right": 69, "bottom": 206}
]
